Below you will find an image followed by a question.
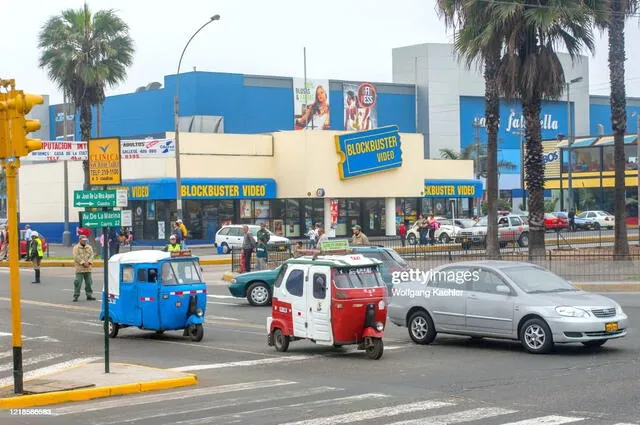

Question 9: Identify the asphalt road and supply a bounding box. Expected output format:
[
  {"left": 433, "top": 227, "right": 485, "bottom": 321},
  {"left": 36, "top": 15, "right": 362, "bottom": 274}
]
[{"left": 1, "top": 265, "right": 639, "bottom": 424}]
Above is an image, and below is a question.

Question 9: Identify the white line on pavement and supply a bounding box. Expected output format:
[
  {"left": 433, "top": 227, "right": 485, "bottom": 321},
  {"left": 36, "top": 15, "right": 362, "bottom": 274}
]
[
  {"left": 0, "top": 356, "right": 101, "bottom": 389},
  {"left": 279, "top": 400, "right": 456, "bottom": 425},
  {"left": 207, "top": 295, "right": 236, "bottom": 299},
  {"left": 208, "top": 315, "right": 239, "bottom": 321},
  {"left": 207, "top": 301, "right": 238, "bottom": 306},
  {"left": 169, "top": 355, "right": 316, "bottom": 372},
  {"left": 0, "top": 349, "right": 31, "bottom": 360},
  {"left": 54, "top": 380, "right": 300, "bottom": 416},
  {"left": 23, "top": 336, "right": 60, "bottom": 342},
  {"left": 0, "top": 332, "right": 12, "bottom": 337},
  {"left": 387, "top": 407, "right": 519, "bottom": 424},
  {"left": 0, "top": 353, "right": 64, "bottom": 373},
  {"left": 499, "top": 415, "right": 587, "bottom": 425}
]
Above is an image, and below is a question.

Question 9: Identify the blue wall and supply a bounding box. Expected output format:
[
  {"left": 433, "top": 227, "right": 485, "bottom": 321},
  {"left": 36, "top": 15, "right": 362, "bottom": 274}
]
[
  {"left": 51, "top": 72, "right": 416, "bottom": 140},
  {"left": 589, "top": 103, "right": 640, "bottom": 135},
  {"left": 459, "top": 96, "right": 570, "bottom": 177}
]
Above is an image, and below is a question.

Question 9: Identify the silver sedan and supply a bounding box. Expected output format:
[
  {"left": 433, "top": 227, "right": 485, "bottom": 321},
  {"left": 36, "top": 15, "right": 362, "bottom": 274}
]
[{"left": 387, "top": 261, "right": 629, "bottom": 354}]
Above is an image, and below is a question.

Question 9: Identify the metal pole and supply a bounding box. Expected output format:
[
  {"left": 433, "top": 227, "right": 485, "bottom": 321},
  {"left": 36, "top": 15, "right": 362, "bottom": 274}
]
[
  {"left": 5, "top": 159, "right": 23, "bottom": 393},
  {"left": 103, "top": 217, "right": 109, "bottom": 373},
  {"left": 62, "top": 94, "right": 71, "bottom": 246},
  {"left": 174, "top": 15, "right": 219, "bottom": 221},
  {"left": 637, "top": 115, "right": 639, "bottom": 245},
  {"left": 567, "top": 82, "right": 573, "bottom": 212}
]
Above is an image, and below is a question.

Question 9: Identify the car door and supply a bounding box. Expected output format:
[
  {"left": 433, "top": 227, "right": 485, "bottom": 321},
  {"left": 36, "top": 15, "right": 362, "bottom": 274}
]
[
  {"left": 229, "top": 228, "right": 244, "bottom": 249},
  {"left": 425, "top": 266, "right": 467, "bottom": 331},
  {"left": 118, "top": 265, "right": 142, "bottom": 326},
  {"left": 306, "top": 266, "right": 332, "bottom": 344},
  {"left": 465, "top": 268, "right": 515, "bottom": 336},
  {"left": 281, "top": 266, "right": 308, "bottom": 338}
]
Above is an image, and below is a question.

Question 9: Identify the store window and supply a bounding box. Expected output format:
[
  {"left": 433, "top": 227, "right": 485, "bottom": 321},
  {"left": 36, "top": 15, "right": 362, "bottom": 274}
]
[
  {"left": 602, "top": 147, "right": 615, "bottom": 172},
  {"left": 362, "top": 199, "right": 385, "bottom": 235},
  {"left": 572, "top": 148, "right": 601, "bottom": 173},
  {"left": 285, "top": 199, "right": 301, "bottom": 237},
  {"left": 625, "top": 145, "right": 638, "bottom": 170},
  {"left": 185, "top": 200, "right": 235, "bottom": 241},
  {"left": 271, "top": 199, "right": 285, "bottom": 236},
  {"left": 346, "top": 199, "right": 361, "bottom": 229},
  {"left": 335, "top": 199, "right": 348, "bottom": 236},
  {"left": 397, "top": 198, "right": 418, "bottom": 224},
  {"left": 301, "top": 199, "right": 323, "bottom": 236}
]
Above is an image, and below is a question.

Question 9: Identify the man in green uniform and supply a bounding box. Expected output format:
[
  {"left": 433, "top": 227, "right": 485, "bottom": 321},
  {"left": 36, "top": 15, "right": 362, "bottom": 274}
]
[{"left": 72, "top": 235, "right": 95, "bottom": 301}]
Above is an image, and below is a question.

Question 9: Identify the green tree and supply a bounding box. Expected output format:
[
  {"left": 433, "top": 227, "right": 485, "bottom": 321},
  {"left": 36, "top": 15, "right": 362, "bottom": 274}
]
[
  {"left": 436, "top": 0, "right": 504, "bottom": 258},
  {"left": 38, "top": 3, "right": 134, "bottom": 188},
  {"left": 492, "top": 0, "right": 596, "bottom": 259}
]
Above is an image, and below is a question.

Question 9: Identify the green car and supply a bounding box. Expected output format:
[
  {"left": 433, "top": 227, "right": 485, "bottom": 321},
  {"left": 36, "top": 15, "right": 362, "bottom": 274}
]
[{"left": 227, "top": 246, "right": 408, "bottom": 306}]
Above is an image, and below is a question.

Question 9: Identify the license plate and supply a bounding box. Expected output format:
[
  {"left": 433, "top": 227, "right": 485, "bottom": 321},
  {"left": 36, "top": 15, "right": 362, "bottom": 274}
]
[
  {"left": 605, "top": 322, "right": 618, "bottom": 332},
  {"left": 463, "top": 238, "right": 468, "bottom": 242}
]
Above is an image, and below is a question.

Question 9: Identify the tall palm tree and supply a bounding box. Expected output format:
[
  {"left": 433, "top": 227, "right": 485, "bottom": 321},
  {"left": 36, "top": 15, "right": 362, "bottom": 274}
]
[
  {"left": 436, "top": 0, "right": 505, "bottom": 258},
  {"left": 493, "top": 0, "right": 596, "bottom": 259},
  {"left": 38, "top": 3, "right": 134, "bottom": 188}
]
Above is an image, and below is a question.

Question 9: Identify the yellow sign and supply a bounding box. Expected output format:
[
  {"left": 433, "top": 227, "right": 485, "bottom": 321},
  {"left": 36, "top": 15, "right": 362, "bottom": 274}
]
[
  {"left": 88, "top": 137, "right": 121, "bottom": 186},
  {"left": 524, "top": 140, "right": 561, "bottom": 189},
  {"left": 181, "top": 184, "right": 267, "bottom": 198}
]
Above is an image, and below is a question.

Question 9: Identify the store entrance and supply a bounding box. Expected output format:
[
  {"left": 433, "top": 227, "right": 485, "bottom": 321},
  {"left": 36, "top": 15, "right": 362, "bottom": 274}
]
[{"left": 362, "top": 199, "right": 385, "bottom": 236}]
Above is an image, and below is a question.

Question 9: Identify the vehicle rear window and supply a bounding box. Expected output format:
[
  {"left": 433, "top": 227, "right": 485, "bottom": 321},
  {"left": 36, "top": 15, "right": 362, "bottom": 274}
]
[{"left": 333, "top": 267, "right": 384, "bottom": 289}]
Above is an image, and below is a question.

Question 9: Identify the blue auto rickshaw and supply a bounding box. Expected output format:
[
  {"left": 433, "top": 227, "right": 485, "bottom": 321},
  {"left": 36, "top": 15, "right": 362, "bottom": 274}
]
[{"left": 99, "top": 250, "right": 207, "bottom": 341}]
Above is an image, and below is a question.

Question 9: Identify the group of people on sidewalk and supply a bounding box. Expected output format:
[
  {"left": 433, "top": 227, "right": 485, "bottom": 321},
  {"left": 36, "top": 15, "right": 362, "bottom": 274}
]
[{"left": 0, "top": 223, "right": 45, "bottom": 283}]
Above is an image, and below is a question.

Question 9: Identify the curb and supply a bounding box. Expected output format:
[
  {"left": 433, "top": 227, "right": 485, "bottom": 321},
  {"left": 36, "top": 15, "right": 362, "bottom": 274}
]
[
  {"left": 0, "top": 258, "right": 232, "bottom": 268},
  {"left": 222, "top": 272, "right": 237, "bottom": 282},
  {"left": 574, "top": 283, "right": 640, "bottom": 292},
  {"left": 0, "top": 374, "right": 197, "bottom": 409}
]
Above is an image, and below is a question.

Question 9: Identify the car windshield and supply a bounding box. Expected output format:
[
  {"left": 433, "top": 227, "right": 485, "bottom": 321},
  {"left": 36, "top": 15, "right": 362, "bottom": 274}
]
[
  {"left": 596, "top": 211, "right": 612, "bottom": 216},
  {"left": 502, "top": 266, "right": 578, "bottom": 293},
  {"left": 544, "top": 213, "right": 556, "bottom": 219},
  {"left": 475, "top": 217, "right": 488, "bottom": 227},
  {"left": 162, "top": 260, "right": 203, "bottom": 285},
  {"left": 457, "top": 219, "right": 476, "bottom": 228},
  {"left": 577, "top": 212, "right": 587, "bottom": 218},
  {"left": 334, "top": 266, "right": 385, "bottom": 288},
  {"left": 386, "top": 249, "right": 409, "bottom": 268}
]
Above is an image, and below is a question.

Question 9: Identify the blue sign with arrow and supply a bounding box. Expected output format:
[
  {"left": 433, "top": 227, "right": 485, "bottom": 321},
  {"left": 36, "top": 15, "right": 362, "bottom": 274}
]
[{"left": 335, "top": 125, "right": 403, "bottom": 179}]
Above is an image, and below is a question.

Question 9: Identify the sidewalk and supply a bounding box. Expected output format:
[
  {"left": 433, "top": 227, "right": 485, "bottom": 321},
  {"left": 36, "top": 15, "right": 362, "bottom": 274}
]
[{"left": 0, "top": 361, "right": 196, "bottom": 409}]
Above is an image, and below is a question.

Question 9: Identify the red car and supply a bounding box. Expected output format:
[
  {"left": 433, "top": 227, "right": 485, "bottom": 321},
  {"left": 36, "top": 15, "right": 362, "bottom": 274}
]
[
  {"left": 20, "top": 235, "right": 47, "bottom": 258},
  {"left": 544, "top": 213, "right": 568, "bottom": 231}
]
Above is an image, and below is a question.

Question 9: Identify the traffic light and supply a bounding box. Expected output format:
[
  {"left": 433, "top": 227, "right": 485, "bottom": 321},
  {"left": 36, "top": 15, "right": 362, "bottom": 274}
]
[
  {"left": 9, "top": 90, "right": 43, "bottom": 158},
  {"left": 0, "top": 91, "right": 9, "bottom": 159}
]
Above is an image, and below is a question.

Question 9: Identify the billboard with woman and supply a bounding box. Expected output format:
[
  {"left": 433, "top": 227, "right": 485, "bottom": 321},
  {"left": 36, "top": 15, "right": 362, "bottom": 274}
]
[
  {"left": 293, "top": 78, "right": 330, "bottom": 130},
  {"left": 344, "top": 82, "right": 378, "bottom": 131}
]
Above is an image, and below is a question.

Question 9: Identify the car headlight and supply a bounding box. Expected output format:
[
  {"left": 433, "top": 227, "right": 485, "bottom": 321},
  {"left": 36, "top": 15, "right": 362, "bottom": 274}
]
[
  {"left": 555, "top": 306, "right": 589, "bottom": 318},
  {"left": 231, "top": 278, "right": 236, "bottom": 284},
  {"left": 375, "top": 322, "right": 384, "bottom": 331},
  {"left": 196, "top": 308, "right": 204, "bottom": 317}
]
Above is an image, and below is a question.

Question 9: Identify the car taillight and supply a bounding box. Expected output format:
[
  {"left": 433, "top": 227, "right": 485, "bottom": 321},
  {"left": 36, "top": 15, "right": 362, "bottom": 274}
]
[
  {"left": 605, "top": 217, "right": 610, "bottom": 221},
  {"left": 335, "top": 290, "right": 348, "bottom": 299}
]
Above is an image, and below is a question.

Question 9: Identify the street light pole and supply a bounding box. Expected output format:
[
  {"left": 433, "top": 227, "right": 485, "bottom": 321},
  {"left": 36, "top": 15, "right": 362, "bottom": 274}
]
[
  {"left": 174, "top": 15, "right": 220, "bottom": 220},
  {"left": 636, "top": 114, "right": 639, "bottom": 245},
  {"left": 566, "top": 76, "right": 582, "bottom": 212}
]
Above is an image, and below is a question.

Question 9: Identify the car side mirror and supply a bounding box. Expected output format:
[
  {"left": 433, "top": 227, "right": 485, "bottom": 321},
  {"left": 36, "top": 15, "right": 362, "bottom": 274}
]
[{"left": 496, "top": 285, "right": 510, "bottom": 294}]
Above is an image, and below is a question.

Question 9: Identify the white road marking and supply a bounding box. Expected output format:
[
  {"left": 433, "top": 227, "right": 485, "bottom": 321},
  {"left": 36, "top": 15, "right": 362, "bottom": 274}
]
[
  {"left": 0, "top": 356, "right": 101, "bottom": 388},
  {"left": 278, "top": 400, "right": 456, "bottom": 425},
  {"left": 0, "top": 349, "right": 31, "bottom": 360},
  {"left": 169, "top": 355, "right": 316, "bottom": 372},
  {"left": 0, "top": 353, "right": 64, "bottom": 373},
  {"left": 175, "top": 394, "right": 390, "bottom": 425},
  {"left": 0, "top": 331, "right": 12, "bottom": 337},
  {"left": 208, "top": 315, "right": 238, "bottom": 321},
  {"left": 207, "top": 294, "right": 236, "bottom": 299},
  {"left": 388, "top": 407, "right": 519, "bottom": 424},
  {"left": 500, "top": 416, "right": 587, "bottom": 425},
  {"left": 54, "top": 380, "right": 299, "bottom": 415},
  {"left": 23, "top": 336, "right": 60, "bottom": 342},
  {"left": 207, "top": 301, "right": 238, "bottom": 306}
]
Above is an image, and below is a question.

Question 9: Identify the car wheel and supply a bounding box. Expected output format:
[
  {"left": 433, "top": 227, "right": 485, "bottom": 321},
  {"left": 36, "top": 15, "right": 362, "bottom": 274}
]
[
  {"left": 594, "top": 223, "right": 601, "bottom": 230},
  {"left": 520, "top": 318, "right": 553, "bottom": 354},
  {"left": 518, "top": 232, "right": 529, "bottom": 247},
  {"left": 407, "top": 234, "right": 417, "bottom": 245},
  {"left": 582, "top": 339, "right": 607, "bottom": 347},
  {"left": 439, "top": 233, "right": 451, "bottom": 244},
  {"left": 247, "top": 282, "right": 271, "bottom": 306},
  {"left": 408, "top": 310, "right": 436, "bottom": 345}
]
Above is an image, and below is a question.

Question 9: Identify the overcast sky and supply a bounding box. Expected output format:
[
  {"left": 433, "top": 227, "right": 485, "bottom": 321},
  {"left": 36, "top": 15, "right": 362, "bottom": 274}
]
[{"left": 2, "top": 0, "right": 640, "bottom": 105}]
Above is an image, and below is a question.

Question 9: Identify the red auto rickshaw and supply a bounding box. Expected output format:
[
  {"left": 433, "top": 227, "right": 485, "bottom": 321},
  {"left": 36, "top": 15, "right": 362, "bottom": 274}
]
[{"left": 267, "top": 241, "right": 387, "bottom": 359}]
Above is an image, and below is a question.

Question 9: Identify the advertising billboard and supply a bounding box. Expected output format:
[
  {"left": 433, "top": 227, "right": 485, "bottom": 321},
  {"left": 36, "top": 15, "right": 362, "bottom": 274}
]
[
  {"left": 335, "top": 125, "right": 401, "bottom": 179},
  {"left": 344, "top": 82, "right": 378, "bottom": 131},
  {"left": 53, "top": 103, "right": 75, "bottom": 140},
  {"left": 293, "top": 78, "right": 330, "bottom": 130}
]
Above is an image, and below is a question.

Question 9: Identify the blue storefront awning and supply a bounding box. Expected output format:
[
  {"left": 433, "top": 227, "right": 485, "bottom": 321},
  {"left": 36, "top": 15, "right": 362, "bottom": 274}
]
[
  {"left": 423, "top": 179, "right": 483, "bottom": 198},
  {"left": 111, "top": 178, "right": 277, "bottom": 200}
]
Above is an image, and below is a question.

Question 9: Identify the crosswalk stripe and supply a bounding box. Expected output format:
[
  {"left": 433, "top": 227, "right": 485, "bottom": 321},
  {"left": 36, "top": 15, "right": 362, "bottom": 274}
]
[
  {"left": 500, "top": 415, "right": 587, "bottom": 424},
  {"left": 169, "top": 355, "right": 316, "bottom": 371},
  {"left": 0, "top": 356, "right": 101, "bottom": 388},
  {"left": 0, "top": 349, "right": 31, "bottom": 360},
  {"left": 0, "top": 353, "right": 64, "bottom": 372},
  {"left": 388, "top": 407, "right": 519, "bottom": 424},
  {"left": 279, "top": 400, "right": 455, "bottom": 425}
]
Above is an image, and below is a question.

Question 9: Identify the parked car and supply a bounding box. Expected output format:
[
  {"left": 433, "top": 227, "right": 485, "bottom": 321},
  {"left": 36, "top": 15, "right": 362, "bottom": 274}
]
[
  {"left": 20, "top": 234, "right": 47, "bottom": 258},
  {"left": 227, "top": 245, "right": 407, "bottom": 306},
  {"left": 575, "top": 211, "right": 615, "bottom": 230},
  {"left": 214, "top": 224, "right": 291, "bottom": 253},
  {"left": 387, "top": 261, "right": 628, "bottom": 354},
  {"left": 544, "top": 213, "right": 568, "bottom": 231},
  {"left": 406, "top": 217, "right": 474, "bottom": 244},
  {"left": 458, "top": 215, "right": 529, "bottom": 249}
]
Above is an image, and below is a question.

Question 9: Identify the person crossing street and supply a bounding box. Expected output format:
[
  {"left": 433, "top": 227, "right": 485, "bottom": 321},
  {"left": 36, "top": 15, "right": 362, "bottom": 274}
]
[
  {"left": 29, "top": 232, "right": 44, "bottom": 283},
  {"left": 72, "top": 235, "right": 95, "bottom": 301}
]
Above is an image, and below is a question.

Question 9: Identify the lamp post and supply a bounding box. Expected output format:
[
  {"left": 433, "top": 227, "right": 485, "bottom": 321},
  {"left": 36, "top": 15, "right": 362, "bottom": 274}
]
[
  {"left": 174, "top": 15, "right": 220, "bottom": 220},
  {"left": 566, "top": 76, "right": 583, "bottom": 212}
]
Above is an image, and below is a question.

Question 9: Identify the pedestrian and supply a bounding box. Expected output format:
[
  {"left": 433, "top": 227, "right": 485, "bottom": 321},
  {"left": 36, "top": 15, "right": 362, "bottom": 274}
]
[
  {"left": 398, "top": 221, "right": 406, "bottom": 247},
  {"left": 172, "top": 222, "right": 184, "bottom": 245},
  {"left": 176, "top": 219, "right": 188, "bottom": 248},
  {"left": 72, "top": 235, "right": 95, "bottom": 301},
  {"left": 316, "top": 227, "right": 329, "bottom": 248},
  {"left": 427, "top": 215, "right": 439, "bottom": 245},
  {"left": 163, "top": 235, "right": 181, "bottom": 252},
  {"left": 418, "top": 215, "right": 428, "bottom": 245},
  {"left": 255, "top": 239, "right": 268, "bottom": 270},
  {"left": 568, "top": 209, "right": 576, "bottom": 232},
  {"left": 257, "top": 222, "right": 271, "bottom": 245},
  {"left": 0, "top": 225, "right": 8, "bottom": 260},
  {"left": 351, "top": 224, "right": 370, "bottom": 245},
  {"left": 24, "top": 224, "right": 32, "bottom": 253},
  {"left": 108, "top": 227, "right": 120, "bottom": 258},
  {"left": 29, "top": 232, "right": 44, "bottom": 284},
  {"left": 242, "top": 225, "right": 256, "bottom": 272}
]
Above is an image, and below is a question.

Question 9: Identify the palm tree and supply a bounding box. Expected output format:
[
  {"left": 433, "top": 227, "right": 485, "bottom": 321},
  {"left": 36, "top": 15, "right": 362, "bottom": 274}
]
[
  {"left": 591, "top": 1, "right": 637, "bottom": 258},
  {"left": 38, "top": 3, "right": 134, "bottom": 188},
  {"left": 493, "top": 0, "right": 596, "bottom": 259},
  {"left": 436, "top": 0, "right": 505, "bottom": 258},
  {"left": 439, "top": 144, "right": 517, "bottom": 179}
]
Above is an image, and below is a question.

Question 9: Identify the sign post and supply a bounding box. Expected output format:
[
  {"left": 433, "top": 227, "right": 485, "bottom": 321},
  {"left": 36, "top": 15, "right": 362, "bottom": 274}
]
[{"left": 87, "top": 137, "right": 122, "bottom": 374}]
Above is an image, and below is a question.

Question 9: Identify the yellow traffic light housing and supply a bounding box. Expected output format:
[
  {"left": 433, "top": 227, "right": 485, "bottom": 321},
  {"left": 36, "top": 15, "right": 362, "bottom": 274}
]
[
  {"left": 0, "top": 91, "right": 9, "bottom": 159},
  {"left": 9, "top": 90, "right": 43, "bottom": 158}
]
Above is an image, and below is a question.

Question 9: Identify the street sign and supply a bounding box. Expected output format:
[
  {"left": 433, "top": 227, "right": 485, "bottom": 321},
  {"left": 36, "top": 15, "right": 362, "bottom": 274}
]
[
  {"left": 81, "top": 211, "right": 122, "bottom": 228},
  {"left": 121, "top": 210, "right": 132, "bottom": 227},
  {"left": 88, "top": 137, "right": 122, "bottom": 186},
  {"left": 74, "top": 190, "right": 128, "bottom": 208}
]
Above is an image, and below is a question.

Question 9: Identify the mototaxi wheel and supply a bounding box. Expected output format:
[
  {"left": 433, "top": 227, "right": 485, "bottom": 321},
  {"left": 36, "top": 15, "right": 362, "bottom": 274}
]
[
  {"left": 272, "top": 328, "right": 289, "bottom": 352},
  {"left": 365, "top": 338, "right": 384, "bottom": 360},
  {"left": 407, "top": 234, "right": 417, "bottom": 245},
  {"left": 107, "top": 319, "right": 119, "bottom": 338},
  {"left": 189, "top": 324, "right": 204, "bottom": 342}
]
